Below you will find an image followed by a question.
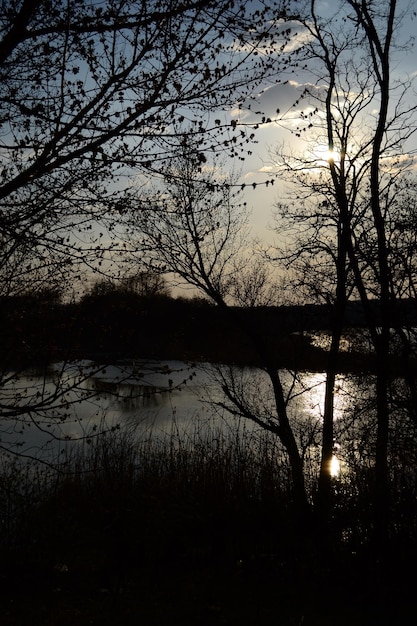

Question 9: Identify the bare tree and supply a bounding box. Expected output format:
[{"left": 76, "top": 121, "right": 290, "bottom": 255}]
[
  {"left": 87, "top": 271, "right": 170, "bottom": 298},
  {"left": 270, "top": 0, "right": 417, "bottom": 545},
  {"left": 231, "top": 256, "right": 280, "bottom": 307},
  {"left": 128, "top": 145, "right": 314, "bottom": 538},
  {"left": 0, "top": 0, "right": 293, "bottom": 460},
  {"left": 0, "top": 0, "right": 290, "bottom": 293},
  {"left": 128, "top": 148, "right": 250, "bottom": 302}
]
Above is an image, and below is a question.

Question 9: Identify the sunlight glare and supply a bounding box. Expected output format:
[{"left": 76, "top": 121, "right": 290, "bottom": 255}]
[
  {"left": 312, "top": 144, "right": 341, "bottom": 167},
  {"left": 330, "top": 455, "right": 341, "bottom": 477}
]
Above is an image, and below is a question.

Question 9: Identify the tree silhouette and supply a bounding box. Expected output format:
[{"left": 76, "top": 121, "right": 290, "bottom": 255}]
[
  {"left": 0, "top": 0, "right": 288, "bottom": 293},
  {"left": 271, "top": 0, "right": 417, "bottom": 547},
  {"left": 0, "top": 0, "right": 291, "bottom": 460}
]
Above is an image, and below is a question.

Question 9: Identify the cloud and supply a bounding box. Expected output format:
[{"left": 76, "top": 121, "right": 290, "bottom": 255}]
[
  {"left": 271, "top": 20, "right": 314, "bottom": 52},
  {"left": 231, "top": 19, "right": 312, "bottom": 55},
  {"left": 233, "top": 80, "right": 324, "bottom": 129},
  {"left": 382, "top": 151, "right": 417, "bottom": 172}
]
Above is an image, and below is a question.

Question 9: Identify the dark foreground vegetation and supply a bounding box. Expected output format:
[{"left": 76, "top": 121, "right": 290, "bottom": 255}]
[
  {"left": 3, "top": 289, "right": 416, "bottom": 372},
  {"left": 1, "top": 289, "right": 327, "bottom": 368},
  {"left": 1, "top": 425, "right": 416, "bottom": 626}
]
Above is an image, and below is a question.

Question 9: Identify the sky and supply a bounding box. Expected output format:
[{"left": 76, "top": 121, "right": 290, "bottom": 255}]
[
  {"left": 58, "top": 0, "right": 417, "bottom": 297},
  {"left": 228, "top": 0, "right": 417, "bottom": 245}
]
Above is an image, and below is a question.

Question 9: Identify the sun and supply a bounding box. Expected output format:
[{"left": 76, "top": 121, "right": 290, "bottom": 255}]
[
  {"left": 313, "top": 144, "right": 341, "bottom": 165},
  {"left": 323, "top": 148, "right": 336, "bottom": 162},
  {"left": 330, "top": 454, "right": 341, "bottom": 477}
]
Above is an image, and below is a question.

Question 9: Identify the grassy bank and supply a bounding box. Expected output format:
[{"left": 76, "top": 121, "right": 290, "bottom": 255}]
[{"left": 1, "top": 421, "right": 417, "bottom": 625}]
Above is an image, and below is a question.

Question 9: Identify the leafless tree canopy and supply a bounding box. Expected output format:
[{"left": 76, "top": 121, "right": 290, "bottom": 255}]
[{"left": 0, "top": 0, "right": 290, "bottom": 294}]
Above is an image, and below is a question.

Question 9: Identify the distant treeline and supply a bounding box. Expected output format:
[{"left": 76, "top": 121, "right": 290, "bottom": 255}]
[{"left": 1, "top": 290, "right": 416, "bottom": 370}]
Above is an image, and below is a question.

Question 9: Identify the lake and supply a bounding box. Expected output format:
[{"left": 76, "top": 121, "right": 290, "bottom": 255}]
[{"left": 0, "top": 358, "right": 368, "bottom": 476}]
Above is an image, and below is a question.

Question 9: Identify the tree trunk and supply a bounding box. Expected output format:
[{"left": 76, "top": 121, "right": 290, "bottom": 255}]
[
  {"left": 347, "top": 0, "right": 397, "bottom": 552},
  {"left": 315, "top": 222, "right": 347, "bottom": 550}
]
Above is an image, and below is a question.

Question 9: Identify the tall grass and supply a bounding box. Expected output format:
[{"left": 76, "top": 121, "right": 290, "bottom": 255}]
[
  {"left": 1, "top": 411, "right": 417, "bottom": 582},
  {"left": 0, "top": 417, "right": 295, "bottom": 577}
]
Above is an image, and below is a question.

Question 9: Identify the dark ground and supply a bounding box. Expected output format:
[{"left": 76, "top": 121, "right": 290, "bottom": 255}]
[
  {"left": 2, "top": 551, "right": 416, "bottom": 625},
  {"left": 1, "top": 470, "right": 416, "bottom": 626}
]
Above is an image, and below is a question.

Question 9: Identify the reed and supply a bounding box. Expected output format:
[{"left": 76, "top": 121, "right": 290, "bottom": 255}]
[{"left": 1, "top": 412, "right": 417, "bottom": 575}]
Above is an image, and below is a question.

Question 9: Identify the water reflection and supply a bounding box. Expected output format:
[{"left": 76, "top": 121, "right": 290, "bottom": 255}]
[
  {"left": 88, "top": 379, "right": 164, "bottom": 410},
  {"left": 0, "top": 359, "right": 366, "bottom": 474},
  {"left": 291, "top": 371, "right": 354, "bottom": 423}
]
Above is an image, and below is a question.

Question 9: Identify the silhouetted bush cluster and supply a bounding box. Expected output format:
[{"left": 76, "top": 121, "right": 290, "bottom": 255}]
[{"left": 1, "top": 422, "right": 416, "bottom": 625}]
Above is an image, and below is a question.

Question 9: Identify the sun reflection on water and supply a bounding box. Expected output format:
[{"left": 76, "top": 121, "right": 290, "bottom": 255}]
[
  {"left": 287, "top": 370, "right": 357, "bottom": 480},
  {"left": 297, "top": 371, "right": 352, "bottom": 423},
  {"left": 330, "top": 455, "right": 341, "bottom": 477}
]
